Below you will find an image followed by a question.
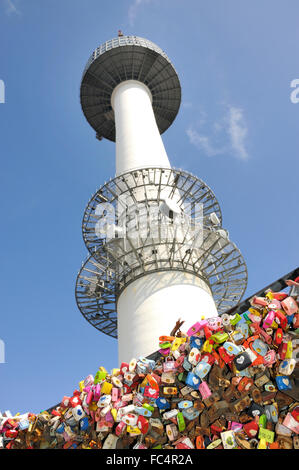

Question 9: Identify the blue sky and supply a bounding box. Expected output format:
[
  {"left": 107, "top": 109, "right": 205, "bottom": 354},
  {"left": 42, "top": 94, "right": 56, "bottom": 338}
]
[{"left": 0, "top": 0, "right": 298, "bottom": 414}]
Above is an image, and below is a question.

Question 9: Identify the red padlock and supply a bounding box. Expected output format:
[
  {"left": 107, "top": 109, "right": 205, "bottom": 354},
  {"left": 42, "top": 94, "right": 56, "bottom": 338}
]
[
  {"left": 278, "top": 341, "right": 288, "bottom": 360},
  {"left": 243, "top": 420, "right": 259, "bottom": 438},
  {"left": 137, "top": 415, "right": 149, "bottom": 434},
  {"left": 120, "top": 362, "right": 129, "bottom": 375},
  {"left": 274, "top": 328, "right": 283, "bottom": 346},
  {"left": 69, "top": 396, "right": 81, "bottom": 408},
  {"left": 275, "top": 311, "right": 288, "bottom": 330},
  {"left": 237, "top": 377, "right": 254, "bottom": 393},
  {"left": 5, "top": 429, "right": 18, "bottom": 439},
  {"left": 218, "top": 346, "right": 234, "bottom": 364}
]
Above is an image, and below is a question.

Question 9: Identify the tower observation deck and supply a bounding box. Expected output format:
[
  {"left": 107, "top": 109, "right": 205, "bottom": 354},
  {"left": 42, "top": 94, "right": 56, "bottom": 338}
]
[{"left": 75, "top": 35, "right": 248, "bottom": 362}]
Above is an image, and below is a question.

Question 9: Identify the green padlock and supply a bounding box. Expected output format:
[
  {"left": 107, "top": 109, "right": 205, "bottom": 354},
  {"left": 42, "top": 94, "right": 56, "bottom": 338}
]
[
  {"left": 177, "top": 411, "right": 186, "bottom": 432},
  {"left": 258, "top": 427, "right": 274, "bottom": 443},
  {"left": 259, "top": 414, "right": 267, "bottom": 429},
  {"left": 178, "top": 372, "right": 188, "bottom": 382},
  {"left": 230, "top": 313, "right": 242, "bottom": 325},
  {"left": 94, "top": 370, "right": 107, "bottom": 384},
  {"left": 143, "top": 403, "right": 154, "bottom": 412},
  {"left": 160, "top": 341, "right": 172, "bottom": 349},
  {"left": 211, "top": 332, "right": 229, "bottom": 344}
]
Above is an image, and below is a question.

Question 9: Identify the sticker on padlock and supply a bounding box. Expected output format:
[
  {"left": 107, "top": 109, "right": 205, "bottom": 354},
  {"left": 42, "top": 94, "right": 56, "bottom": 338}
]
[
  {"left": 194, "top": 360, "right": 211, "bottom": 379},
  {"left": 251, "top": 338, "right": 268, "bottom": 356},
  {"left": 165, "top": 423, "right": 179, "bottom": 441},
  {"left": 185, "top": 372, "right": 201, "bottom": 389},
  {"left": 223, "top": 341, "right": 242, "bottom": 356},
  {"left": 182, "top": 407, "right": 200, "bottom": 420},
  {"left": 278, "top": 358, "right": 296, "bottom": 376},
  {"left": 281, "top": 297, "right": 298, "bottom": 316},
  {"left": 220, "top": 430, "right": 237, "bottom": 449},
  {"left": 275, "top": 376, "right": 292, "bottom": 391},
  {"left": 188, "top": 347, "right": 201, "bottom": 365},
  {"left": 178, "top": 400, "right": 193, "bottom": 410}
]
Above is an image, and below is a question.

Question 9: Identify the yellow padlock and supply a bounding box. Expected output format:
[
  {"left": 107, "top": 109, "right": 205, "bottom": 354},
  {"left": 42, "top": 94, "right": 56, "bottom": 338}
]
[
  {"left": 286, "top": 341, "right": 293, "bottom": 359},
  {"left": 111, "top": 368, "right": 120, "bottom": 376},
  {"left": 249, "top": 308, "right": 261, "bottom": 316},
  {"left": 101, "top": 381, "right": 113, "bottom": 395},
  {"left": 110, "top": 408, "right": 117, "bottom": 422},
  {"left": 98, "top": 366, "right": 107, "bottom": 374},
  {"left": 89, "top": 402, "right": 98, "bottom": 411},
  {"left": 202, "top": 339, "right": 213, "bottom": 353},
  {"left": 257, "top": 438, "right": 267, "bottom": 449},
  {"left": 79, "top": 380, "right": 85, "bottom": 392},
  {"left": 271, "top": 320, "right": 279, "bottom": 330},
  {"left": 127, "top": 425, "right": 141, "bottom": 435},
  {"left": 171, "top": 337, "right": 185, "bottom": 351},
  {"left": 140, "top": 377, "right": 149, "bottom": 388},
  {"left": 266, "top": 291, "right": 274, "bottom": 300}
]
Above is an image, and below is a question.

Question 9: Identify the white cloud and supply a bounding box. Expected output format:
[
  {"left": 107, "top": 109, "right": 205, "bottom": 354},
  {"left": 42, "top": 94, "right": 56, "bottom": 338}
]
[
  {"left": 3, "top": 0, "right": 20, "bottom": 15},
  {"left": 186, "top": 128, "right": 225, "bottom": 157},
  {"left": 128, "top": 0, "right": 152, "bottom": 26},
  {"left": 227, "top": 106, "right": 248, "bottom": 160},
  {"left": 186, "top": 105, "right": 249, "bottom": 160}
]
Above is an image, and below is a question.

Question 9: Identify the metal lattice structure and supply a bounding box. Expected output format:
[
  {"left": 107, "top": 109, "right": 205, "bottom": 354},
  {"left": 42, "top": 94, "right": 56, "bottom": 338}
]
[
  {"left": 75, "top": 167, "right": 248, "bottom": 338},
  {"left": 80, "top": 35, "right": 181, "bottom": 141}
]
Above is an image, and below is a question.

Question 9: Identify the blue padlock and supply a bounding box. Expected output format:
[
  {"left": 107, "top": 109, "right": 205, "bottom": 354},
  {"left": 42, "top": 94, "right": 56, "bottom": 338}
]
[
  {"left": 134, "top": 406, "right": 152, "bottom": 417},
  {"left": 56, "top": 423, "right": 65, "bottom": 434},
  {"left": 287, "top": 314, "right": 294, "bottom": 325},
  {"left": 252, "top": 339, "right": 268, "bottom": 357},
  {"left": 190, "top": 336, "right": 203, "bottom": 350},
  {"left": 183, "top": 356, "right": 192, "bottom": 372},
  {"left": 237, "top": 322, "right": 249, "bottom": 338},
  {"left": 223, "top": 341, "right": 242, "bottom": 356},
  {"left": 194, "top": 360, "right": 211, "bottom": 379},
  {"left": 79, "top": 416, "right": 89, "bottom": 431},
  {"left": 185, "top": 372, "right": 201, "bottom": 389},
  {"left": 182, "top": 407, "right": 200, "bottom": 420},
  {"left": 275, "top": 376, "right": 292, "bottom": 391},
  {"left": 264, "top": 404, "right": 278, "bottom": 423},
  {"left": 178, "top": 400, "right": 193, "bottom": 410},
  {"left": 155, "top": 397, "right": 171, "bottom": 410}
]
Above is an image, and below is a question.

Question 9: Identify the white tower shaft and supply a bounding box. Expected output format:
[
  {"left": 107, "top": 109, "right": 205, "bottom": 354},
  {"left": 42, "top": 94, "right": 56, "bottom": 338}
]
[
  {"left": 112, "top": 80, "right": 218, "bottom": 363},
  {"left": 112, "top": 81, "right": 171, "bottom": 175}
]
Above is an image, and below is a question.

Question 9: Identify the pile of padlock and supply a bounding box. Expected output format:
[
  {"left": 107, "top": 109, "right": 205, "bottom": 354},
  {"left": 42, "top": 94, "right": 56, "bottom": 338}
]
[{"left": 1, "top": 281, "right": 299, "bottom": 449}]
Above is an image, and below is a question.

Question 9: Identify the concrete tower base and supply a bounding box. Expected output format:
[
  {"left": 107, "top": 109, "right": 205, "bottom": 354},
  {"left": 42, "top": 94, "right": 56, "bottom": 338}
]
[{"left": 117, "top": 271, "right": 218, "bottom": 363}]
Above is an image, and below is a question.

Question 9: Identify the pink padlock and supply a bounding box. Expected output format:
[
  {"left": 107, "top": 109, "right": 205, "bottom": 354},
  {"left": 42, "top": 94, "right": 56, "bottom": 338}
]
[
  {"left": 86, "top": 388, "right": 94, "bottom": 405},
  {"left": 281, "top": 297, "right": 298, "bottom": 316},
  {"left": 263, "top": 349, "right": 276, "bottom": 366},
  {"left": 115, "top": 421, "right": 126, "bottom": 436},
  {"left": 83, "top": 374, "right": 94, "bottom": 387},
  {"left": 252, "top": 296, "right": 268, "bottom": 307},
  {"left": 248, "top": 313, "right": 262, "bottom": 324},
  {"left": 163, "top": 357, "right": 177, "bottom": 372},
  {"left": 263, "top": 310, "right": 275, "bottom": 329},
  {"left": 111, "top": 387, "right": 119, "bottom": 402},
  {"left": 268, "top": 299, "right": 281, "bottom": 310},
  {"left": 174, "top": 354, "right": 186, "bottom": 368},
  {"left": 198, "top": 381, "right": 212, "bottom": 399},
  {"left": 187, "top": 320, "right": 207, "bottom": 336}
]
